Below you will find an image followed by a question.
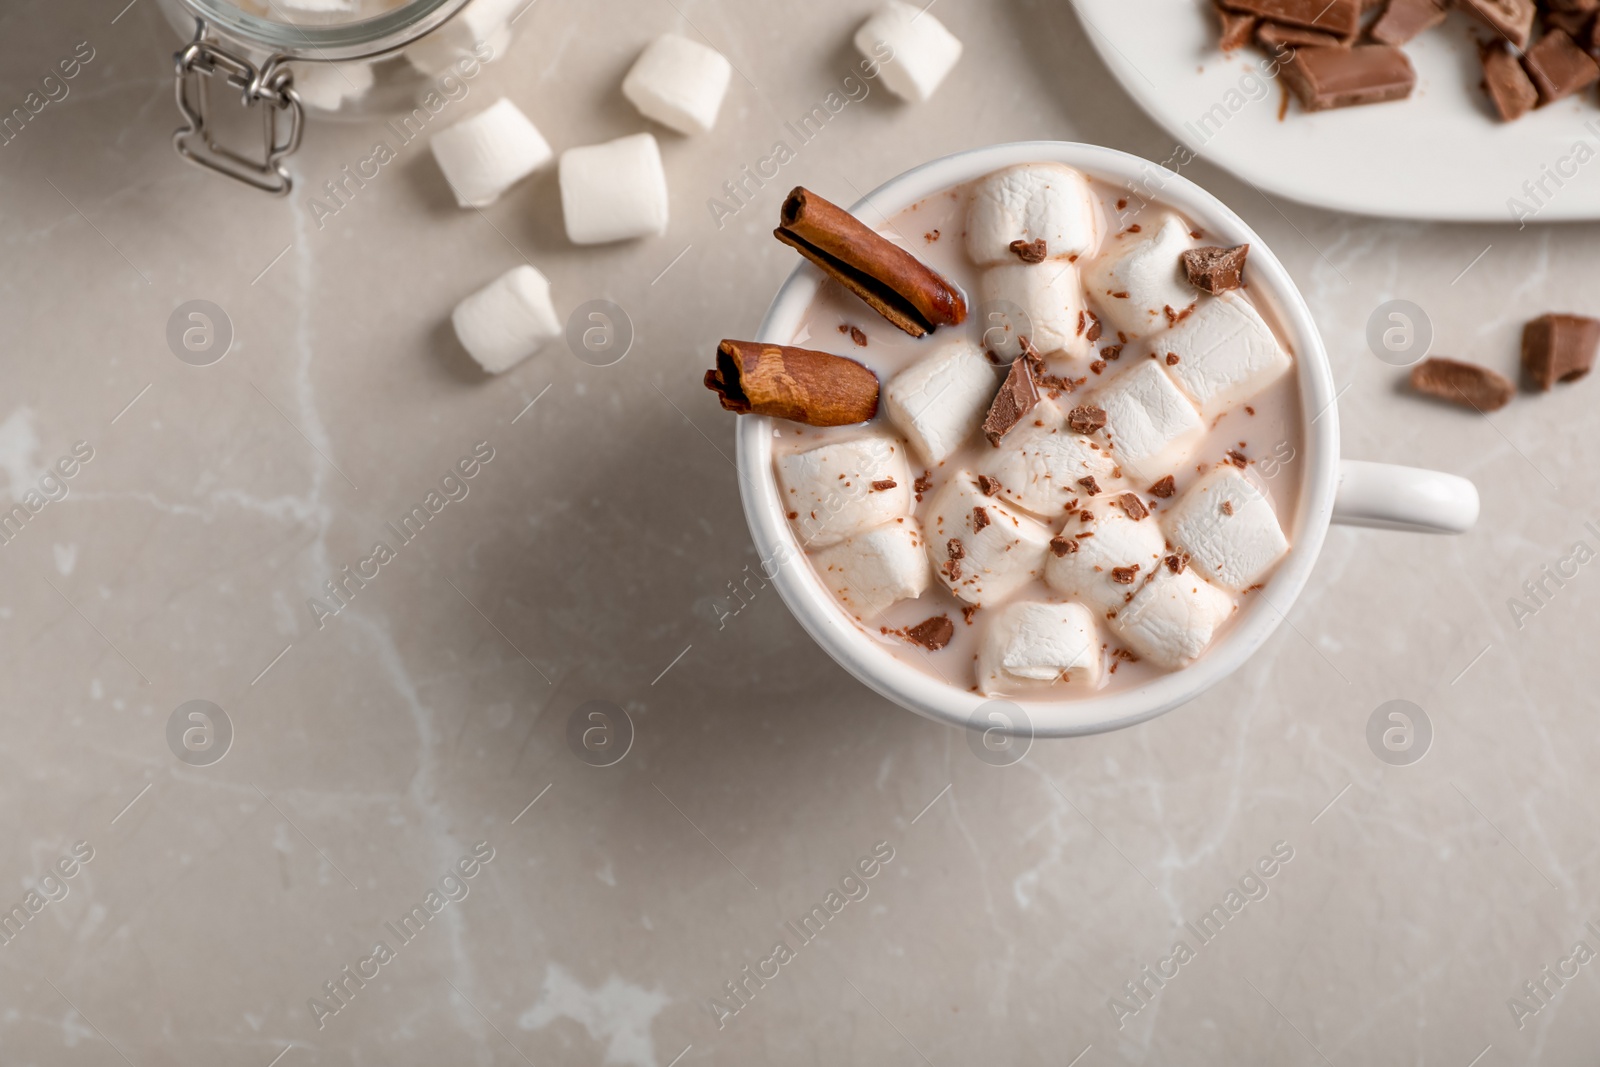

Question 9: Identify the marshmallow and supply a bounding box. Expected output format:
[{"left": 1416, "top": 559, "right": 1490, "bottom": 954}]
[
  {"left": 976, "top": 399, "right": 1118, "bottom": 516},
  {"left": 966, "top": 163, "right": 1101, "bottom": 267},
  {"left": 1043, "top": 494, "right": 1168, "bottom": 615},
  {"left": 882, "top": 339, "right": 999, "bottom": 466},
  {"left": 925, "top": 471, "right": 1053, "bottom": 605},
  {"left": 451, "top": 264, "right": 561, "bottom": 373},
  {"left": 1094, "top": 360, "right": 1204, "bottom": 483},
  {"left": 290, "top": 61, "right": 374, "bottom": 111},
  {"left": 430, "top": 98, "right": 553, "bottom": 208},
  {"left": 1145, "top": 293, "right": 1292, "bottom": 417},
  {"left": 976, "top": 601, "right": 1103, "bottom": 696},
  {"left": 979, "top": 261, "right": 1094, "bottom": 362},
  {"left": 622, "top": 34, "right": 732, "bottom": 136},
  {"left": 776, "top": 434, "right": 912, "bottom": 549},
  {"left": 1164, "top": 466, "right": 1290, "bottom": 592},
  {"left": 558, "top": 133, "right": 670, "bottom": 245},
  {"left": 405, "top": 0, "right": 518, "bottom": 73},
  {"left": 810, "top": 518, "right": 930, "bottom": 620},
  {"left": 854, "top": 1, "right": 963, "bottom": 104},
  {"left": 1082, "top": 213, "right": 1197, "bottom": 342},
  {"left": 1109, "top": 565, "right": 1236, "bottom": 670}
]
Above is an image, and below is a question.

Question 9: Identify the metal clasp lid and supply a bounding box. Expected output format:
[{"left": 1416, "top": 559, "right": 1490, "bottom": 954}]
[{"left": 173, "top": 21, "right": 304, "bottom": 196}]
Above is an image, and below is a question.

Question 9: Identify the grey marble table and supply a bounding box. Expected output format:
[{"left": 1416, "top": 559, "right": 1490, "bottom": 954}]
[{"left": 1, "top": 0, "right": 1597, "bottom": 1063}]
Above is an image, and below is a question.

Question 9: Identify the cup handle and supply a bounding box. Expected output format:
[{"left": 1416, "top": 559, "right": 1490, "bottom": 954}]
[{"left": 1331, "top": 459, "right": 1479, "bottom": 534}]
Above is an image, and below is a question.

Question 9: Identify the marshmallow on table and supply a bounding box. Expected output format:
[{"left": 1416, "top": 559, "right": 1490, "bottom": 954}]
[
  {"left": 966, "top": 163, "right": 1101, "bottom": 267},
  {"left": 810, "top": 518, "right": 930, "bottom": 620},
  {"left": 406, "top": 0, "right": 518, "bottom": 73},
  {"left": 925, "top": 471, "right": 1053, "bottom": 606},
  {"left": 1044, "top": 494, "right": 1168, "bottom": 615},
  {"left": 1083, "top": 213, "right": 1197, "bottom": 342},
  {"left": 622, "top": 34, "right": 732, "bottom": 136},
  {"left": 1109, "top": 565, "right": 1236, "bottom": 670},
  {"left": 1094, "top": 359, "right": 1205, "bottom": 483},
  {"left": 980, "top": 260, "right": 1094, "bottom": 362},
  {"left": 559, "top": 133, "right": 670, "bottom": 245},
  {"left": 1144, "top": 293, "right": 1293, "bottom": 417},
  {"left": 882, "top": 339, "right": 999, "bottom": 466},
  {"left": 430, "top": 98, "right": 552, "bottom": 208},
  {"left": 1164, "top": 466, "right": 1290, "bottom": 592},
  {"left": 776, "top": 434, "right": 912, "bottom": 549},
  {"left": 854, "top": 1, "right": 963, "bottom": 104},
  {"left": 290, "top": 61, "right": 374, "bottom": 111},
  {"left": 976, "top": 399, "right": 1118, "bottom": 517},
  {"left": 977, "top": 601, "right": 1102, "bottom": 696},
  {"left": 451, "top": 264, "right": 561, "bottom": 374}
]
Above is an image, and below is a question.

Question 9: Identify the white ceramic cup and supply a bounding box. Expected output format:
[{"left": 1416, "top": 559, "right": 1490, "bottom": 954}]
[{"left": 735, "top": 141, "right": 1478, "bottom": 738}]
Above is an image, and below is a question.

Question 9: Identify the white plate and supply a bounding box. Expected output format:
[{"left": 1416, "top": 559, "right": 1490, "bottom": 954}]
[{"left": 1072, "top": 0, "right": 1600, "bottom": 221}]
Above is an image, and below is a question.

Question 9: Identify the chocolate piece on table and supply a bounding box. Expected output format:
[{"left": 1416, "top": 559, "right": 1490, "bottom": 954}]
[
  {"left": 1456, "top": 0, "right": 1536, "bottom": 48},
  {"left": 705, "top": 340, "right": 880, "bottom": 426},
  {"left": 1524, "top": 28, "right": 1600, "bottom": 102},
  {"left": 1180, "top": 245, "right": 1250, "bottom": 295},
  {"left": 1221, "top": 0, "right": 1360, "bottom": 36},
  {"left": 983, "top": 355, "right": 1041, "bottom": 446},
  {"left": 1256, "top": 21, "right": 1347, "bottom": 52},
  {"left": 774, "top": 187, "right": 967, "bottom": 338},
  {"left": 1409, "top": 357, "right": 1515, "bottom": 412},
  {"left": 1522, "top": 314, "right": 1600, "bottom": 390},
  {"left": 1213, "top": 0, "right": 1261, "bottom": 50},
  {"left": 1369, "top": 0, "right": 1447, "bottom": 45},
  {"left": 1280, "top": 44, "right": 1416, "bottom": 111},
  {"left": 1482, "top": 42, "right": 1540, "bottom": 120}
]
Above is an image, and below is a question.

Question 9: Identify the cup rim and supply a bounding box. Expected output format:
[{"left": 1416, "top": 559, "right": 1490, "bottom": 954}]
[{"left": 735, "top": 140, "right": 1340, "bottom": 738}]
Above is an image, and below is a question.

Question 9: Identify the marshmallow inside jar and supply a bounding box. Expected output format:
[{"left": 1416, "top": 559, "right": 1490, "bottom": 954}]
[{"left": 767, "top": 161, "right": 1305, "bottom": 706}]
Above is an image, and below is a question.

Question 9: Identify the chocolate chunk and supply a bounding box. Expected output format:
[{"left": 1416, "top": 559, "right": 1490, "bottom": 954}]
[
  {"left": 1166, "top": 352, "right": 1181, "bottom": 366},
  {"left": 1282, "top": 44, "right": 1415, "bottom": 111},
  {"left": 1456, "top": 0, "right": 1536, "bottom": 48},
  {"left": 871, "top": 478, "right": 897, "bottom": 491},
  {"left": 1226, "top": 449, "right": 1248, "bottom": 468},
  {"left": 1256, "top": 20, "right": 1345, "bottom": 51},
  {"left": 1524, "top": 28, "right": 1600, "bottom": 102},
  {"left": 839, "top": 323, "right": 869, "bottom": 347},
  {"left": 1078, "top": 475, "right": 1101, "bottom": 496},
  {"left": 1111, "top": 565, "right": 1141, "bottom": 585},
  {"left": 1049, "top": 534, "right": 1079, "bottom": 557},
  {"left": 1149, "top": 475, "right": 1176, "bottom": 498},
  {"left": 982, "top": 354, "right": 1040, "bottom": 446},
  {"left": 1369, "top": 0, "right": 1446, "bottom": 45},
  {"left": 1543, "top": 8, "right": 1597, "bottom": 37},
  {"left": 1221, "top": 0, "right": 1360, "bottom": 35},
  {"left": 1409, "top": 357, "right": 1515, "bottom": 412},
  {"left": 1165, "top": 553, "right": 1189, "bottom": 574},
  {"left": 1482, "top": 43, "right": 1540, "bottom": 121},
  {"left": 1084, "top": 310, "right": 1102, "bottom": 342},
  {"left": 913, "top": 473, "right": 932, "bottom": 502},
  {"left": 1522, "top": 314, "right": 1600, "bottom": 390},
  {"left": 962, "top": 604, "right": 979, "bottom": 624},
  {"left": 1089, "top": 360, "right": 1107, "bottom": 375},
  {"left": 1116, "top": 493, "right": 1149, "bottom": 521},
  {"left": 1067, "top": 405, "right": 1108, "bottom": 435},
  {"left": 972, "top": 506, "right": 990, "bottom": 532},
  {"left": 904, "top": 615, "right": 955, "bottom": 651},
  {"left": 947, "top": 537, "right": 965, "bottom": 560},
  {"left": 1214, "top": 0, "right": 1260, "bottom": 49},
  {"left": 1100, "top": 344, "right": 1123, "bottom": 362},
  {"left": 976, "top": 473, "right": 1002, "bottom": 496},
  {"left": 1008, "top": 238, "right": 1048, "bottom": 264},
  {"left": 1181, "top": 244, "right": 1250, "bottom": 294}
]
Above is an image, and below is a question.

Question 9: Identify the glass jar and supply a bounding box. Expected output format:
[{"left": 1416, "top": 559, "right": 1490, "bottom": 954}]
[{"left": 157, "top": 0, "right": 525, "bottom": 194}]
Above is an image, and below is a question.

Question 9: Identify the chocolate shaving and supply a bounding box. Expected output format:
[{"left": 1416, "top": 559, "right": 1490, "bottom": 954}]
[
  {"left": 706, "top": 340, "right": 879, "bottom": 426},
  {"left": 1149, "top": 475, "right": 1177, "bottom": 498},
  {"left": 1166, "top": 352, "right": 1181, "bottom": 366},
  {"left": 972, "top": 506, "right": 991, "bottom": 532},
  {"left": 1165, "top": 553, "right": 1189, "bottom": 574},
  {"left": 1008, "top": 238, "right": 1048, "bottom": 263},
  {"left": 1078, "top": 475, "right": 1101, "bottom": 496},
  {"left": 1115, "top": 493, "right": 1149, "bottom": 521},
  {"left": 1522, "top": 313, "right": 1600, "bottom": 390},
  {"left": 1181, "top": 244, "right": 1250, "bottom": 294},
  {"left": 1111, "top": 565, "right": 1141, "bottom": 585},
  {"left": 1067, "top": 405, "right": 1107, "bottom": 435},
  {"left": 1084, "top": 310, "right": 1102, "bottom": 342},
  {"left": 871, "top": 478, "right": 897, "bottom": 491},
  {"left": 775, "top": 187, "right": 966, "bottom": 338},
  {"left": 1050, "top": 535, "right": 1079, "bottom": 557},
  {"left": 903, "top": 615, "right": 955, "bottom": 650},
  {"left": 1221, "top": 500, "right": 1235, "bottom": 516},
  {"left": 977, "top": 474, "right": 1002, "bottom": 496},
  {"left": 838, "top": 323, "right": 869, "bottom": 347},
  {"left": 982, "top": 354, "right": 1041, "bottom": 446},
  {"left": 1409, "top": 357, "right": 1515, "bottom": 412},
  {"left": 947, "top": 537, "right": 965, "bottom": 560},
  {"left": 1226, "top": 449, "right": 1248, "bottom": 468}
]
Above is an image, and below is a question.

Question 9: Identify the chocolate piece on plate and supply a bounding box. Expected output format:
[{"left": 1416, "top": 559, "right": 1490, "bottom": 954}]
[
  {"left": 1369, "top": 0, "right": 1447, "bottom": 45},
  {"left": 1524, "top": 28, "right": 1600, "bottom": 102},
  {"left": 982, "top": 355, "right": 1041, "bottom": 446},
  {"left": 1280, "top": 44, "right": 1416, "bottom": 110},
  {"left": 1522, "top": 314, "right": 1600, "bottom": 390},
  {"left": 1456, "top": 0, "right": 1536, "bottom": 48},
  {"left": 1213, "top": 0, "right": 1260, "bottom": 49},
  {"left": 1221, "top": 0, "right": 1360, "bottom": 36},
  {"left": 1257, "top": 21, "right": 1346, "bottom": 52},
  {"left": 1180, "top": 244, "right": 1250, "bottom": 294},
  {"left": 1541, "top": 9, "right": 1596, "bottom": 38},
  {"left": 1482, "top": 42, "right": 1540, "bottom": 120},
  {"left": 1409, "top": 357, "right": 1515, "bottom": 411}
]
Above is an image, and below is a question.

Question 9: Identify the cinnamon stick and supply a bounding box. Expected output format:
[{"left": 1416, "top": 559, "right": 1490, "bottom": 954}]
[
  {"left": 704, "top": 340, "right": 879, "bottom": 426},
  {"left": 774, "top": 187, "right": 967, "bottom": 338}
]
